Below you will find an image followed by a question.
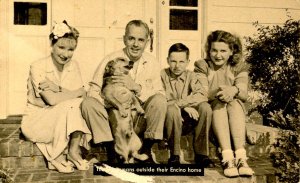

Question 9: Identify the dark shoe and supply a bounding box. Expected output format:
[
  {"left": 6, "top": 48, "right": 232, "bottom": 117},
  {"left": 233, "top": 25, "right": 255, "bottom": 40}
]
[
  {"left": 194, "top": 154, "right": 215, "bottom": 168},
  {"left": 137, "top": 139, "right": 158, "bottom": 164},
  {"left": 104, "top": 142, "right": 120, "bottom": 165},
  {"left": 106, "top": 155, "right": 121, "bottom": 165},
  {"left": 168, "top": 155, "right": 180, "bottom": 165}
]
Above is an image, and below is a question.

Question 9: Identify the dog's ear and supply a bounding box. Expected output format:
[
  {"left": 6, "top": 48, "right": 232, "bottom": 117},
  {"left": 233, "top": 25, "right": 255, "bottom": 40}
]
[{"left": 104, "top": 60, "right": 115, "bottom": 78}]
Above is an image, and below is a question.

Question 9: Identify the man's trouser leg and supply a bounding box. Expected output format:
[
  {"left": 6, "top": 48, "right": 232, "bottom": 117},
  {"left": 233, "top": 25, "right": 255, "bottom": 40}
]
[
  {"left": 80, "top": 97, "right": 113, "bottom": 144},
  {"left": 134, "top": 93, "right": 167, "bottom": 140}
]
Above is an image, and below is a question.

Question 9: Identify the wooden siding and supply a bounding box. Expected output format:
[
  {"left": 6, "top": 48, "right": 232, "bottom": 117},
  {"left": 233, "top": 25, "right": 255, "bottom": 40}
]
[{"left": 206, "top": 0, "right": 300, "bottom": 38}]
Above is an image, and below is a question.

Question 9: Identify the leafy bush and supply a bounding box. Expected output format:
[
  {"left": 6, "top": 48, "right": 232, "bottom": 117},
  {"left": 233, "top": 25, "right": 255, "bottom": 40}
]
[
  {"left": 245, "top": 18, "right": 300, "bottom": 183},
  {"left": 245, "top": 19, "right": 300, "bottom": 128},
  {"left": 271, "top": 128, "right": 300, "bottom": 183},
  {"left": 0, "top": 168, "right": 14, "bottom": 183}
]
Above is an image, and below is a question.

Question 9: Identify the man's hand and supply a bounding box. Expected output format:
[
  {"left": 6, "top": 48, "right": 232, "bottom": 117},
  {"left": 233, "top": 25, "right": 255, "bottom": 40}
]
[
  {"left": 216, "top": 85, "right": 237, "bottom": 103},
  {"left": 183, "top": 107, "right": 199, "bottom": 121},
  {"left": 110, "top": 74, "right": 140, "bottom": 92},
  {"left": 39, "top": 78, "right": 60, "bottom": 92}
]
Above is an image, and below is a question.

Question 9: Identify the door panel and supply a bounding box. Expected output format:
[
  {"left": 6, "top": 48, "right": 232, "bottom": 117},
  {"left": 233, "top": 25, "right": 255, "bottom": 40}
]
[
  {"left": 159, "top": 0, "right": 203, "bottom": 70},
  {"left": 8, "top": 0, "right": 51, "bottom": 115},
  {"left": 7, "top": 0, "right": 155, "bottom": 115},
  {"left": 74, "top": 38, "right": 105, "bottom": 88},
  {"left": 74, "top": 0, "right": 105, "bottom": 27},
  {"left": 106, "top": 0, "right": 146, "bottom": 28}
]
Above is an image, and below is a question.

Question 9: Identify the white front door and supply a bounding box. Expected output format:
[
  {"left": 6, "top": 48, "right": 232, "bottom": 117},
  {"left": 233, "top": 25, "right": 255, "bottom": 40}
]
[
  {"left": 6, "top": 0, "right": 156, "bottom": 116},
  {"left": 158, "top": 0, "right": 204, "bottom": 69}
]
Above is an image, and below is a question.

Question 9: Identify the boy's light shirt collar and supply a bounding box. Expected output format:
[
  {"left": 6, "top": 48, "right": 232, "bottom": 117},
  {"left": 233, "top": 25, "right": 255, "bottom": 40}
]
[{"left": 168, "top": 68, "right": 187, "bottom": 82}]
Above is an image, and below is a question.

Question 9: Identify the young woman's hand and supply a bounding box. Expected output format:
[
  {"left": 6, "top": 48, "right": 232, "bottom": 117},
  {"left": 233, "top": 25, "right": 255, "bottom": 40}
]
[
  {"left": 216, "top": 85, "right": 238, "bottom": 103},
  {"left": 183, "top": 107, "right": 199, "bottom": 120},
  {"left": 39, "top": 78, "right": 60, "bottom": 92}
]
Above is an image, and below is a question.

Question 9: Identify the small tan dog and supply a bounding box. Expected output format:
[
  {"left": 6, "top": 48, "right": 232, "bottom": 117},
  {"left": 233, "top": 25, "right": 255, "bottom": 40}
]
[{"left": 102, "top": 57, "right": 147, "bottom": 163}]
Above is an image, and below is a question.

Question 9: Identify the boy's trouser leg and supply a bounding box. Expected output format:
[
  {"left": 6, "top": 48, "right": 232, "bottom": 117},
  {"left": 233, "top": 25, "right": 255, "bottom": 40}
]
[
  {"left": 80, "top": 97, "right": 113, "bottom": 144},
  {"left": 165, "top": 104, "right": 183, "bottom": 156},
  {"left": 193, "top": 102, "right": 212, "bottom": 156}
]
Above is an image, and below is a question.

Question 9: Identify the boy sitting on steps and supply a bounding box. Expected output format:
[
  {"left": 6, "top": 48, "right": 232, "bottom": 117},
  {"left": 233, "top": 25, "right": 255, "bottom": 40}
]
[{"left": 161, "top": 43, "right": 214, "bottom": 167}]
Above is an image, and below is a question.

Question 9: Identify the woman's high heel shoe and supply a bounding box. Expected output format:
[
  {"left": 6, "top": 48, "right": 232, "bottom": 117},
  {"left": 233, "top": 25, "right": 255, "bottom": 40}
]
[
  {"left": 68, "top": 156, "right": 90, "bottom": 171},
  {"left": 48, "top": 160, "right": 74, "bottom": 173},
  {"left": 48, "top": 161, "right": 75, "bottom": 170}
]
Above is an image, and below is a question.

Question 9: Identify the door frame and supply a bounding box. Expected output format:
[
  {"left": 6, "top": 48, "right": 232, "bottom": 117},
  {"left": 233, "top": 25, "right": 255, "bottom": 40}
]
[{"left": 157, "top": 0, "right": 207, "bottom": 69}]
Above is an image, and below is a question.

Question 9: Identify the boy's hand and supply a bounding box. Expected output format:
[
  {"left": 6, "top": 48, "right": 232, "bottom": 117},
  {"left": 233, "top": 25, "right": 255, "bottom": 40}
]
[{"left": 183, "top": 107, "right": 199, "bottom": 120}]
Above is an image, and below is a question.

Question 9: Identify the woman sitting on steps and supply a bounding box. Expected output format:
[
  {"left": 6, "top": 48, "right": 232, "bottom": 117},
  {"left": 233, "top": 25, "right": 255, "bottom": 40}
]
[{"left": 21, "top": 21, "right": 91, "bottom": 173}]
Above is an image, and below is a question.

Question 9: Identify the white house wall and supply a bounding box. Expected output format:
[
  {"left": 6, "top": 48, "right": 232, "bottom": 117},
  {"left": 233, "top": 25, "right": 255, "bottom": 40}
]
[{"left": 205, "top": 0, "right": 300, "bottom": 38}]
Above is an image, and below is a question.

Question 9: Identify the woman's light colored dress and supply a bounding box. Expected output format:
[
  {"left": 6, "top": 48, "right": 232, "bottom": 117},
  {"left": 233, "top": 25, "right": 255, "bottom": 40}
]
[{"left": 21, "top": 56, "right": 91, "bottom": 161}]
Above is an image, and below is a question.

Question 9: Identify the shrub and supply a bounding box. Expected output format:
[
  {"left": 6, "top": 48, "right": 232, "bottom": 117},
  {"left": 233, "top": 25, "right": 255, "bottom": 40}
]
[
  {"left": 245, "top": 18, "right": 300, "bottom": 183},
  {"left": 245, "top": 19, "right": 300, "bottom": 128},
  {"left": 0, "top": 168, "right": 14, "bottom": 183},
  {"left": 270, "top": 129, "right": 300, "bottom": 183}
]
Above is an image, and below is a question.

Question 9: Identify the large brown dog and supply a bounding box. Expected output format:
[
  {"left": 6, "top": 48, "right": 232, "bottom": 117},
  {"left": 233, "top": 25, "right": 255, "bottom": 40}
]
[{"left": 102, "top": 57, "right": 147, "bottom": 163}]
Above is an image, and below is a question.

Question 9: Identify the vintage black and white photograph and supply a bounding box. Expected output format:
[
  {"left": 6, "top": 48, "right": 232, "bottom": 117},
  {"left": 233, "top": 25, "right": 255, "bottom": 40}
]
[{"left": 0, "top": 0, "right": 299, "bottom": 183}]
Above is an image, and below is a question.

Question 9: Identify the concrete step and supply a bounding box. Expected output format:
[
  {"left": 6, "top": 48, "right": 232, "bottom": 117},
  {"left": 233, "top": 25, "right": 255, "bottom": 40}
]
[{"left": 3, "top": 164, "right": 277, "bottom": 183}]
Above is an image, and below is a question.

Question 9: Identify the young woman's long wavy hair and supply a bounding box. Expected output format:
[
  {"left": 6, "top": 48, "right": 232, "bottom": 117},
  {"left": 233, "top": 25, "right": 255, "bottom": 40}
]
[{"left": 205, "top": 30, "right": 243, "bottom": 67}]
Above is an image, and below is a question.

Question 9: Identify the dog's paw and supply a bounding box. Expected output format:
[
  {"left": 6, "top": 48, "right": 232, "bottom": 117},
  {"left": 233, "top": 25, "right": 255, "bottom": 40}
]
[{"left": 133, "top": 153, "right": 148, "bottom": 161}]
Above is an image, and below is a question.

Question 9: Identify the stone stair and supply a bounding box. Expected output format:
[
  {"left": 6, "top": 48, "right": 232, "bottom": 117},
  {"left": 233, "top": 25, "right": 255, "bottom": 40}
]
[{"left": 0, "top": 117, "right": 280, "bottom": 183}]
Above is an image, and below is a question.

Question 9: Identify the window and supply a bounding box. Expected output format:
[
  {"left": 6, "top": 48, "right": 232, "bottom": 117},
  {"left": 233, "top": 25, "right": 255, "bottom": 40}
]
[
  {"left": 14, "top": 2, "right": 47, "bottom": 25},
  {"left": 170, "top": 0, "right": 197, "bottom": 7},
  {"left": 170, "top": 9, "right": 198, "bottom": 30},
  {"left": 169, "top": 0, "right": 198, "bottom": 30}
]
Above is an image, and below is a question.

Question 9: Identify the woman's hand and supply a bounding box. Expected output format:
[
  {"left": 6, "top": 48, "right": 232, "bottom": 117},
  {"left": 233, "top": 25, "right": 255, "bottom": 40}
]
[
  {"left": 183, "top": 107, "right": 199, "bottom": 120},
  {"left": 216, "top": 85, "right": 237, "bottom": 103},
  {"left": 39, "top": 78, "right": 60, "bottom": 92}
]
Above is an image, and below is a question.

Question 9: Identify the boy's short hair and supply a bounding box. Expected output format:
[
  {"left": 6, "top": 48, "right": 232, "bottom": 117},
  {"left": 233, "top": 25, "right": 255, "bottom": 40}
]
[{"left": 168, "top": 43, "right": 190, "bottom": 59}]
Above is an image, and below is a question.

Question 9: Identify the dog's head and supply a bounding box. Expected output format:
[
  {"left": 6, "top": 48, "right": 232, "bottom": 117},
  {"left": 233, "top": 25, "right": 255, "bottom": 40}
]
[{"left": 104, "top": 57, "right": 134, "bottom": 78}]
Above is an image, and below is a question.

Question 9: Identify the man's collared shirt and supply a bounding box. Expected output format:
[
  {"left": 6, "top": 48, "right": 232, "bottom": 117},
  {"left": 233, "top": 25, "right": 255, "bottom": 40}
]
[
  {"left": 89, "top": 48, "right": 165, "bottom": 103},
  {"left": 161, "top": 68, "right": 207, "bottom": 108}
]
